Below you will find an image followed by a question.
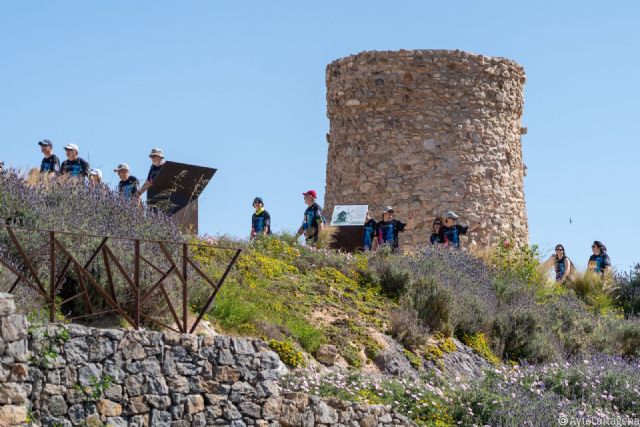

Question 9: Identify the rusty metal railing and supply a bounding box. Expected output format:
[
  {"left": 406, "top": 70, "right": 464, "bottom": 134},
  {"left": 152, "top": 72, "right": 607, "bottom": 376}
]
[{"left": 0, "top": 225, "right": 241, "bottom": 334}]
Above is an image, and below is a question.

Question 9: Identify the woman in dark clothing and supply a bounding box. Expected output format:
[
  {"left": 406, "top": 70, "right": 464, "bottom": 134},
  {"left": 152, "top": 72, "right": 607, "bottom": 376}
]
[
  {"left": 544, "top": 244, "right": 571, "bottom": 283},
  {"left": 430, "top": 217, "right": 444, "bottom": 245}
]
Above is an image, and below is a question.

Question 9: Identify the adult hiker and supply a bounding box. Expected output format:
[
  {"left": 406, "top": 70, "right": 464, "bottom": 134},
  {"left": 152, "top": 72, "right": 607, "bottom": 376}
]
[
  {"left": 38, "top": 139, "right": 60, "bottom": 175},
  {"left": 362, "top": 211, "right": 377, "bottom": 251},
  {"left": 588, "top": 241, "right": 611, "bottom": 275},
  {"left": 430, "top": 217, "right": 444, "bottom": 245},
  {"left": 543, "top": 244, "right": 572, "bottom": 283},
  {"left": 114, "top": 163, "right": 140, "bottom": 201},
  {"left": 60, "top": 143, "right": 90, "bottom": 178},
  {"left": 251, "top": 197, "right": 271, "bottom": 239},
  {"left": 439, "top": 211, "right": 479, "bottom": 248},
  {"left": 373, "top": 206, "right": 413, "bottom": 252},
  {"left": 137, "top": 148, "right": 166, "bottom": 204},
  {"left": 296, "top": 190, "right": 325, "bottom": 244}
]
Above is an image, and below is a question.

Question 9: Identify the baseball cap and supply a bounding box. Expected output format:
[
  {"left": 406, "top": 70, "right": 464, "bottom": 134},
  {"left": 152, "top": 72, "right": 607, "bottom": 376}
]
[
  {"left": 253, "top": 197, "right": 264, "bottom": 205},
  {"left": 63, "top": 143, "right": 79, "bottom": 152},
  {"left": 38, "top": 139, "right": 52, "bottom": 147},
  {"left": 302, "top": 190, "right": 317, "bottom": 199},
  {"left": 149, "top": 148, "right": 164, "bottom": 158},
  {"left": 89, "top": 169, "right": 103, "bottom": 179},
  {"left": 382, "top": 206, "right": 395, "bottom": 213},
  {"left": 446, "top": 211, "right": 459, "bottom": 219},
  {"left": 113, "top": 163, "right": 130, "bottom": 172}
]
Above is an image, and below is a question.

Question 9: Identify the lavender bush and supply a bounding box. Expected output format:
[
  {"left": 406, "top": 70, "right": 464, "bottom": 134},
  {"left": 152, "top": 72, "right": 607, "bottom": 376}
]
[{"left": 0, "top": 170, "right": 185, "bottom": 325}]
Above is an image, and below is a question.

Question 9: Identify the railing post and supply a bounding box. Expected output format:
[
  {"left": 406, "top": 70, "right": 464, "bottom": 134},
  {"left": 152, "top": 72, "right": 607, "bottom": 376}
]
[
  {"left": 50, "top": 231, "right": 55, "bottom": 323},
  {"left": 182, "top": 243, "right": 188, "bottom": 333},
  {"left": 134, "top": 240, "right": 140, "bottom": 329}
]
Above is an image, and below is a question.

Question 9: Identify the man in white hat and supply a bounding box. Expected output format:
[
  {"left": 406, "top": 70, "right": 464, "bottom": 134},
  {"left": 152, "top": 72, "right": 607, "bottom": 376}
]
[
  {"left": 114, "top": 163, "right": 140, "bottom": 201},
  {"left": 60, "top": 143, "right": 90, "bottom": 178},
  {"left": 38, "top": 139, "right": 60, "bottom": 175},
  {"left": 137, "top": 148, "right": 165, "bottom": 202}
]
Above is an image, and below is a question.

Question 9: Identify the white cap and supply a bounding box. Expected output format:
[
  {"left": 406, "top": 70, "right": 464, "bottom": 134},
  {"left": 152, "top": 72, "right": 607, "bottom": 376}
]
[
  {"left": 149, "top": 148, "right": 164, "bottom": 158},
  {"left": 446, "top": 211, "right": 459, "bottom": 219},
  {"left": 382, "top": 206, "right": 395, "bottom": 213},
  {"left": 89, "top": 169, "right": 102, "bottom": 179},
  {"left": 63, "top": 143, "right": 79, "bottom": 152},
  {"left": 113, "top": 163, "right": 130, "bottom": 172}
]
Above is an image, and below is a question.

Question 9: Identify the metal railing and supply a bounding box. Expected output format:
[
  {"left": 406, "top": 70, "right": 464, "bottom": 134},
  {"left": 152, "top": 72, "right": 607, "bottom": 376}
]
[{"left": 0, "top": 225, "right": 241, "bottom": 334}]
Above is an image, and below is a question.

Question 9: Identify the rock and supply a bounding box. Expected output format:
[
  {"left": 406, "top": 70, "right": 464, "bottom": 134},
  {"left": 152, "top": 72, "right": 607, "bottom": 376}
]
[
  {"left": 97, "top": 399, "right": 122, "bottom": 417},
  {"left": 0, "top": 382, "right": 28, "bottom": 404},
  {"left": 186, "top": 394, "right": 205, "bottom": 414},
  {"left": 315, "top": 400, "right": 339, "bottom": 424},
  {"left": 6, "top": 339, "right": 29, "bottom": 362},
  {"left": 104, "top": 384, "right": 123, "bottom": 401},
  {"left": 1, "top": 314, "right": 27, "bottom": 342},
  {"left": 68, "top": 403, "right": 85, "bottom": 424},
  {"left": 167, "top": 375, "right": 190, "bottom": 393},
  {"left": 238, "top": 401, "right": 262, "bottom": 419},
  {"left": 0, "top": 294, "right": 16, "bottom": 316},
  {"left": 125, "top": 374, "right": 146, "bottom": 397},
  {"left": 128, "top": 395, "right": 149, "bottom": 414},
  {"left": 78, "top": 363, "right": 102, "bottom": 386},
  {"left": 150, "top": 409, "right": 172, "bottom": 427},
  {"left": 120, "top": 335, "right": 146, "bottom": 360},
  {"left": 64, "top": 338, "right": 90, "bottom": 363},
  {"left": 146, "top": 394, "right": 171, "bottom": 409},
  {"left": 106, "top": 417, "right": 128, "bottom": 427},
  {"left": 0, "top": 404, "right": 26, "bottom": 424},
  {"left": 89, "top": 337, "right": 116, "bottom": 361},
  {"left": 215, "top": 366, "right": 240, "bottom": 382},
  {"left": 47, "top": 394, "right": 69, "bottom": 416},
  {"left": 374, "top": 335, "right": 419, "bottom": 379},
  {"left": 315, "top": 344, "right": 339, "bottom": 365}
]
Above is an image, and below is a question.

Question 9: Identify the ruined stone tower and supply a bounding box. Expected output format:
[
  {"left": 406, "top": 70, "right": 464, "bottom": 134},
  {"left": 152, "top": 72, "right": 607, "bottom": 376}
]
[{"left": 324, "top": 49, "right": 528, "bottom": 249}]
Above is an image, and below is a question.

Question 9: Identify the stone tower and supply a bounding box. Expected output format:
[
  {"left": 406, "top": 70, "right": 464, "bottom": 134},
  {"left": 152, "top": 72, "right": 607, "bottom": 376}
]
[{"left": 324, "top": 49, "right": 528, "bottom": 249}]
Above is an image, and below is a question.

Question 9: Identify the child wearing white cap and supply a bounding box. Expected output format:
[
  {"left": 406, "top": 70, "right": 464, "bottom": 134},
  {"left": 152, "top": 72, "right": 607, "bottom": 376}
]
[{"left": 60, "top": 143, "right": 90, "bottom": 178}]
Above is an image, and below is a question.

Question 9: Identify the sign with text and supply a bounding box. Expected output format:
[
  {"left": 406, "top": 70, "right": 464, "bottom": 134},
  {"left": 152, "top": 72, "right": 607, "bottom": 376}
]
[{"left": 330, "top": 205, "right": 368, "bottom": 226}]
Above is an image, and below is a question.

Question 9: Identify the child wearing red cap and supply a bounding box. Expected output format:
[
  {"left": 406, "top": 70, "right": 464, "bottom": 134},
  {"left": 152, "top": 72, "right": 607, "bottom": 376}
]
[{"left": 296, "top": 190, "right": 325, "bottom": 244}]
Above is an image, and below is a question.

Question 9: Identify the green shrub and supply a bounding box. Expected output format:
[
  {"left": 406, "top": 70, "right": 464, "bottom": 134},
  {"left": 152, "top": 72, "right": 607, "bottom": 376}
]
[
  {"left": 377, "top": 260, "right": 411, "bottom": 299},
  {"left": 568, "top": 271, "right": 617, "bottom": 313},
  {"left": 615, "top": 265, "right": 640, "bottom": 317},
  {"left": 388, "top": 308, "right": 430, "bottom": 350},
  {"left": 285, "top": 317, "right": 325, "bottom": 354},
  {"left": 492, "top": 307, "right": 559, "bottom": 363},
  {"left": 268, "top": 340, "right": 304, "bottom": 368},
  {"left": 404, "top": 277, "right": 453, "bottom": 335}
]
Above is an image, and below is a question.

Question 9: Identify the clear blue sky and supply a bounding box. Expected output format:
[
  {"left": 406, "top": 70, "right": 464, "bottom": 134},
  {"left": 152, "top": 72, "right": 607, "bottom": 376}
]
[{"left": 1, "top": 1, "right": 638, "bottom": 271}]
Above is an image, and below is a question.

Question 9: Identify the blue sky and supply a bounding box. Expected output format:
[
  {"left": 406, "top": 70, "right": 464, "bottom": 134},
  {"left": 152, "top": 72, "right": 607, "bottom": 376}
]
[{"left": 1, "top": 1, "right": 638, "bottom": 271}]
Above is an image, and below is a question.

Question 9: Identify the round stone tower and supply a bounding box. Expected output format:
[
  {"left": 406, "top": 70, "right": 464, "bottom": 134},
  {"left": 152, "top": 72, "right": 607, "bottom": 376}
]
[{"left": 324, "top": 49, "right": 528, "bottom": 249}]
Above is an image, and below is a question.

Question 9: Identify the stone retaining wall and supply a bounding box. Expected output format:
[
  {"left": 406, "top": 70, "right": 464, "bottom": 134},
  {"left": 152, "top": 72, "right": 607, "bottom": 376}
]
[{"left": 0, "top": 293, "right": 413, "bottom": 426}]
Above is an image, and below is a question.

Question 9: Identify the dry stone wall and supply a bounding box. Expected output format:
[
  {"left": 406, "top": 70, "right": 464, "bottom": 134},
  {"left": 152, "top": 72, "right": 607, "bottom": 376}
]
[
  {"left": 0, "top": 293, "right": 414, "bottom": 426},
  {"left": 325, "top": 49, "right": 528, "bottom": 249}
]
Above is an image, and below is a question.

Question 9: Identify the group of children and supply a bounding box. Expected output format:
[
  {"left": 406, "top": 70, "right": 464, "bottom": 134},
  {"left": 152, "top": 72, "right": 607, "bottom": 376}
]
[
  {"left": 36, "top": 139, "right": 165, "bottom": 203},
  {"left": 34, "top": 139, "right": 614, "bottom": 279},
  {"left": 250, "top": 192, "right": 479, "bottom": 251}
]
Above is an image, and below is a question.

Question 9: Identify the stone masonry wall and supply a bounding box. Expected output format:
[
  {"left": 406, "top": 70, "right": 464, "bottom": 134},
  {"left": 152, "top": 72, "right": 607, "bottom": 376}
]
[
  {"left": 325, "top": 49, "right": 528, "bottom": 249},
  {"left": 0, "top": 293, "right": 414, "bottom": 427}
]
